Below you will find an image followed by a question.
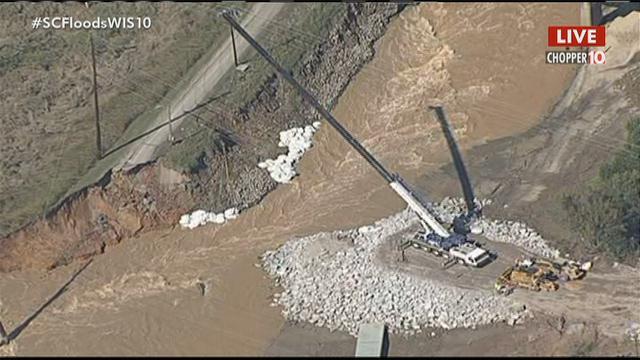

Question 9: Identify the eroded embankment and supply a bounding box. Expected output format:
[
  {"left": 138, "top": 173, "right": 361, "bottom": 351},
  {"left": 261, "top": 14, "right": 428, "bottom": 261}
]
[
  {"left": 0, "top": 4, "right": 406, "bottom": 272},
  {"left": 0, "top": 165, "right": 194, "bottom": 272}
]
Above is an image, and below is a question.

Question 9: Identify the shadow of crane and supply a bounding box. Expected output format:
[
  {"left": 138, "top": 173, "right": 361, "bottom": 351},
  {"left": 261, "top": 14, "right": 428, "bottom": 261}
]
[{"left": 0, "top": 259, "right": 93, "bottom": 346}]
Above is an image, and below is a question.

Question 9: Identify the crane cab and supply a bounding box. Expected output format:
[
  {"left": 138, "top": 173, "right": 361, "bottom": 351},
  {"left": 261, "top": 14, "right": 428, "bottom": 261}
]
[{"left": 449, "top": 243, "right": 492, "bottom": 267}]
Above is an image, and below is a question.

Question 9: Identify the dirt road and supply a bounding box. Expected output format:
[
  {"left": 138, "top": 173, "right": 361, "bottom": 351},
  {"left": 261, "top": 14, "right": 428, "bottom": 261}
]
[
  {"left": 380, "top": 227, "right": 640, "bottom": 339},
  {"left": 116, "top": 3, "right": 285, "bottom": 171},
  {"left": 5, "top": 3, "right": 636, "bottom": 357}
]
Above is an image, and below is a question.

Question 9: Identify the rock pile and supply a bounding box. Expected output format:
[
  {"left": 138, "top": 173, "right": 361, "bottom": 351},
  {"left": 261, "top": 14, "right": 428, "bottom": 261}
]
[
  {"left": 178, "top": 207, "right": 239, "bottom": 229},
  {"left": 475, "top": 219, "right": 560, "bottom": 259},
  {"left": 262, "top": 209, "right": 527, "bottom": 336},
  {"left": 258, "top": 122, "right": 322, "bottom": 183},
  {"left": 432, "top": 197, "right": 560, "bottom": 259}
]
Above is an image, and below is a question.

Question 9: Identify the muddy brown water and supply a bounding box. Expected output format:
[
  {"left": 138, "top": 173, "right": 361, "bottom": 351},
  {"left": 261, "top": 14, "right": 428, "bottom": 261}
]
[{"left": 0, "top": 3, "right": 580, "bottom": 356}]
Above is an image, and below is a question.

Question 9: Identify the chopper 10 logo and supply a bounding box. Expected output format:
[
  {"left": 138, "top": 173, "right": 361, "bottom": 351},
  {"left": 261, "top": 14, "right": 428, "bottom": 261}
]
[{"left": 546, "top": 25, "right": 606, "bottom": 65}]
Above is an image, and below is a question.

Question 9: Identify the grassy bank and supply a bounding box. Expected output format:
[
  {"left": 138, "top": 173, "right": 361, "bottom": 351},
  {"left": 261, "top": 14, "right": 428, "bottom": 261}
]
[
  {"left": 0, "top": 3, "right": 246, "bottom": 236},
  {"left": 160, "top": 3, "right": 346, "bottom": 173},
  {"left": 0, "top": 3, "right": 346, "bottom": 236},
  {"left": 562, "top": 118, "right": 640, "bottom": 262}
]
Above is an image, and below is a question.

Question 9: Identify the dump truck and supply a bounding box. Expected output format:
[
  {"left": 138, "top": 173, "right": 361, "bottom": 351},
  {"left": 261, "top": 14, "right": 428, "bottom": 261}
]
[{"left": 496, "top": 263, "right": 559, "bottom": 294}]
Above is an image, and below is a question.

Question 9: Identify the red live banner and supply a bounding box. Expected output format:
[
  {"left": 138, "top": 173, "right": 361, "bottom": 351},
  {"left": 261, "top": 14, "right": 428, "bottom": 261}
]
[{"left": 548, "top": 26, "right": 606, "bottom": 47}]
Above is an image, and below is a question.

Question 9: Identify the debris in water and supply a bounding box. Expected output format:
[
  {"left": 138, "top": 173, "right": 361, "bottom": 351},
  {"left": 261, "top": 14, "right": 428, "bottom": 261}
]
[{"left": 196, "top": 279, "right": 210, "bottom": 296}]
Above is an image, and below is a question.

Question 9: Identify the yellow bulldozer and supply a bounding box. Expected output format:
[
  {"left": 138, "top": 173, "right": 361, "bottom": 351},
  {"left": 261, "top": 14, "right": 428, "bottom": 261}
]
[
  {"left": 495, "top": 257, "right": 589, "bottom": 295},
  {"left": 536, "top": 259, "right": 587, "bottom": 282}
]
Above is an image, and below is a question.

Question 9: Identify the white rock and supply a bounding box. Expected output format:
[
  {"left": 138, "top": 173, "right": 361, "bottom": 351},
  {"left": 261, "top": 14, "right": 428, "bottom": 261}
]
[
  {"left": 212, "top": 213, "right": 225, "bottom": 224},
  {"left": 259, "top": 124, "right": 319, "bottom": 183},
  {"left": 224, "top": 207, "right": 239, "bottom": 220},
  {"left": 262, "top": 207, "right": 525, "bottom": 337},
  {"left": 179, "top": 207, "right": 240, "bottom": 229},
  {"left": 470, "top": 225, "right": 483, "bottom": 235}
]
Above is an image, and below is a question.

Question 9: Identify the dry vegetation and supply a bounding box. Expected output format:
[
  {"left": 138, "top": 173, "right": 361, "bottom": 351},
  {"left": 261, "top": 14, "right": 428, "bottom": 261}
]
[
  {"left": 159, "top": 4, "right": 346, "bottom": 173},
  {"left": 0, "top": 2, "right": 246, "bottom": 236}
]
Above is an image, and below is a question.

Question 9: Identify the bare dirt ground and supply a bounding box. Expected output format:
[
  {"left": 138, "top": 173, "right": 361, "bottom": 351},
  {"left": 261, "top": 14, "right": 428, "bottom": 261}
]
[
  {"left": 266, "top": 314, "right": 635, "bottom": 357},
  {"left": 0, "top": 4, "right": 399, "bottom": 273},
  {"left": 1, "top": 3, "right": 638, "bottom": 357},
  {"left": 378, "top": 227, "right": 640, "bottom": 339},
  {"left": 422, "top": 13, "right": 640, "bottom": 265},
  {"left": 264, "top": 216, "right": 639, "bottom": 357}
]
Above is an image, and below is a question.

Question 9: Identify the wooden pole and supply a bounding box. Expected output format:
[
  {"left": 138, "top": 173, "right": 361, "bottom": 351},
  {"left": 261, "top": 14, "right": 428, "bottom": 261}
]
[
  {"left": 168, "top": 105, "right": 174, "bottom": 144},
  {"left": 222, "top": 141, "right": 230, "bottom": 182},
  {"left": 89, "top": 34, "right": 102, "bottom": 159},
  {"left": 230, "top": 25, "right": 239, "bottom": 67}
]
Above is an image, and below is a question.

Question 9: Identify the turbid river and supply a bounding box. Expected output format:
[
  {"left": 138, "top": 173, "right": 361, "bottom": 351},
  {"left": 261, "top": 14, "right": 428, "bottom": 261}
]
[{"left": 0, "top": 3, "right": 578, "bottom": 356}]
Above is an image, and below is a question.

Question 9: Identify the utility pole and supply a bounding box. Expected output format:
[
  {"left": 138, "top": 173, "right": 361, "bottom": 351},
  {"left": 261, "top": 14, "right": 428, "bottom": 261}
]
[
  {"left": 229, "top": 25, "right": 239, "bottom": 67},
  {"left": 220, "top": 10, "right": 395, "bottom": 184},
  {"left": 167, "top": 105, "right": 174, "bottom": 144},
  {"left": 222, "top": 140, "right": 230, "bottom": 183},
  {"left": 89, "top": 34, "right": 102, "bottom": 160}
]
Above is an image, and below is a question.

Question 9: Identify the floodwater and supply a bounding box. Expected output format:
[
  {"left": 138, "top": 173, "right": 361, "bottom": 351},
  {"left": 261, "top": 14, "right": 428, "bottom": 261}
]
[{"left": 0, "top": 3, "right": 578, "bottom": 356}]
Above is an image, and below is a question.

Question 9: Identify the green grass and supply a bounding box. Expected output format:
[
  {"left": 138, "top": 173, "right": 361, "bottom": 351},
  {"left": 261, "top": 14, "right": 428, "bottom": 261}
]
[{"left": 68, "top": 3, "right": 253, "bottom": 192}]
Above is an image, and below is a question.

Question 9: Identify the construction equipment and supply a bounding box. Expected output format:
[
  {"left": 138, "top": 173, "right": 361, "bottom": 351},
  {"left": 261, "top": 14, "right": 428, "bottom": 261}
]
[
  {"left": 495, "top": 257, "right": 589, "bottom": 295},
  {"left": 404, "top": 229, "right": 492, "bottom": 267},
  {"left": 220, "top": 11, "right": 493, "bottom": 268},
  {"left": 496, "top": 263, "right": 559, "bottom": 294},
  {"left": 536, "top": 258, "right": 588, "bottom": 282}
]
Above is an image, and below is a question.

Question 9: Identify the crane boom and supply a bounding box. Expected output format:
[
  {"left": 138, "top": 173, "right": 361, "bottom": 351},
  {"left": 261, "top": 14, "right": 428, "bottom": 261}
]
[
  {"left": 221, "top": 11, "right": 393, "bottom": 184},
  {"left": 220, "top": 11, "right": 448, "bottom": 238}
]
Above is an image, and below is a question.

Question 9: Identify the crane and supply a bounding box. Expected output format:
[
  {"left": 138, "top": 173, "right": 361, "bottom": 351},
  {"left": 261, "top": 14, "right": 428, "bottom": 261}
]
[{"left": 221, "top": 10, "right": 492, "bottom": 267}]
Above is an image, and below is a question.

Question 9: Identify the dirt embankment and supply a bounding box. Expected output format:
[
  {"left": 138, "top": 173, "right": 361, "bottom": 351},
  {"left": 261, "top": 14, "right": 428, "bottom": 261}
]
[
  {"left": 0, "top": 3, "right": 239, "bottom": 237},
  {"left": 0, "top": 165, "right": 194, "bottom": 272},
  {"left": 186, "top": 3, "right": 405, "bottom": 213},
  {"left": 0, "top": 3, "right": 405, "bottom": 272}
]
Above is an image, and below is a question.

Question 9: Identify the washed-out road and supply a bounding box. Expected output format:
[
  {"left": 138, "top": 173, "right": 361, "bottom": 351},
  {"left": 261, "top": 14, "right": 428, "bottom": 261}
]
[{"left": 117, "top": 3, "right": 285, "bottom": 171}]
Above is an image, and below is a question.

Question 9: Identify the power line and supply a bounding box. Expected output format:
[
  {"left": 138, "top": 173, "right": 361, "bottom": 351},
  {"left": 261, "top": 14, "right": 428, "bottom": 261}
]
[
  {"left": 81, "top": 2, "right": 636, "bottom": 164},
  {"left": 222, "top": 3, "right": 638, "bottom": 153},
  {"left": 85, "top": 33, "right": 265, "bottom": 155},
  {"left": 225, "top": 15, "right": 636, "bottom": 158}
]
